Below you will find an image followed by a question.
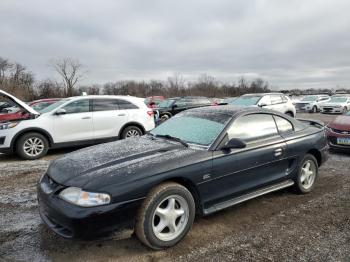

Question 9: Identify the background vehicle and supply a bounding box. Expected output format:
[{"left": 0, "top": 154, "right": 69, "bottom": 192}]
[
  {"left": 326, "top": 111, "right": 350, "bottom": 151},
  {"left": 38, "top": 106, "right": 328, "bottom": 249},
  {"left": 0, "top": 91, "right": 155, "bottom": 159},
  {"left": 294, "top": 95, "right": 330, "bottom": 113},
  {"left": 155, "top": 96, "right": 212, "bottom": 122},
  {"left": 229, "top": 93, "right": 296, "bottom": 117},
  {"left": 145, "top": 96, "right": 164, "bottom": 108},
  {"left": 0, "top": 91, "right": 36, "bottom": 122},
  {"left": 319, "top": 96, "right": 350, "bottom": 114},
  {"left": 29, "top": 98, "right": 61, "bottom": 112}
]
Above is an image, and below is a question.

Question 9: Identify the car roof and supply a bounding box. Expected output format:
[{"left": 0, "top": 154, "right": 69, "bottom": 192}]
[
  {"left": 67, "top": 95, "right": 142, "bottom": 101},
  {"left": 242, "top": 93, "right": 284, "bottom": 96},
  {"left": 186, "top": 105, "right": 263, "bottom": 116}
]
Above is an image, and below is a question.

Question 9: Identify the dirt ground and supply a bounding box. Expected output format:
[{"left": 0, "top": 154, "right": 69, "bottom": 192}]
[{"left": 0, "top": 113, "right": 349, "bottom": 262}]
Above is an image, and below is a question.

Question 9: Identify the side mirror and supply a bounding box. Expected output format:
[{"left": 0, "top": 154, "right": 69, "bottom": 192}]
[
  {"left": 55, "top": 108, "right": 66, "bottom": 115},
  {"left": 222, "top": 138, "right": 246, "bottom": 150},
  {"left": 172, "top": 104, "right": 178, "bottom": 109},
  {"left": 258, "top": 103, "right": 267, "bottom": 107}
]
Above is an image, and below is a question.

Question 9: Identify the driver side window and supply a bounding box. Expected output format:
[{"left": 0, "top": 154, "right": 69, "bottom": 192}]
[
  {"left": 62, "top": 99, "right": 90, "bottom": 114},
  {"left": 227, "top": 114, "right": 279, "bottom": 143}
]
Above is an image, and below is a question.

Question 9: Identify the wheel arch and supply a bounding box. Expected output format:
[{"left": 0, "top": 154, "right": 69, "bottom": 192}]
[
  {"left": 118, "top": 122, "right": 146, "bottom": 138},
  {"left": 306, "top": 148, "right": 322, "bottom": 167},
  {"left": 11, "top": 128, "right": 54, "bottom": 150}
]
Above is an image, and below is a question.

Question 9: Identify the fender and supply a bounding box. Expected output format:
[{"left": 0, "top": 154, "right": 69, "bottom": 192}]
[{"left": 11, "top": 127, "right": 54, "bottom": 149}]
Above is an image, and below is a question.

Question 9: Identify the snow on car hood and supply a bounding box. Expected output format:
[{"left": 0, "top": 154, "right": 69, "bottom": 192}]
[
  {"left": 47, "top": 136, "right": 207, "bottom": 189},
  {"left": 328, "top": 115, "right": 350, "bottom": 131},
  {"left": 0, "top": 89, "right": 39, "bottom": 115}
]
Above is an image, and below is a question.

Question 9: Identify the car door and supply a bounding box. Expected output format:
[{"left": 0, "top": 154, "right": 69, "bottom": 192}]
[
  {"left": 201, "top": 113, "right": 289, "bottom": 206},
  {"left": 92, "top": 98, "right": 128, "bottom": 140},
  {"left": 52, "top": 99, "right": 93, "bottom": 143}
]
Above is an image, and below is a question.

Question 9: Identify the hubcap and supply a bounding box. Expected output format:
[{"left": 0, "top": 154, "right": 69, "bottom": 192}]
[
  {"left": 152, "top": 195, "right": 189, "bottom": 241},
  {"left": 160, "top": 115, "right": 170, "bottom": 122},
  {"left": 125, "top": 129, "right": 140, "bottom": 138},
  {"left": 23, "top": 137, "right": 45, "bottom": 157},
  {"left": 300, "top": 160, "right": 316, "bottom": 189}
]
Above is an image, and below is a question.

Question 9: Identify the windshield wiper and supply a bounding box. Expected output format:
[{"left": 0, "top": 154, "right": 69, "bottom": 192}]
[{"left": 155, "top": 134, "right": 189, "bottom": 147}]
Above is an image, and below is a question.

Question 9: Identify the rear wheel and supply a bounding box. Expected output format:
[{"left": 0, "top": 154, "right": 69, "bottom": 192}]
[
  {"left": 121, "top": 126, "right": 143, "bottom": 139},
  {"left": 16, "top": 132, "right": 49, "bottom": 160},
  {"left": 293, "top": 154, "right": 318, "bottom": 194},
  {"left": 135, "top": 182, "right": 195, "bottom": 250}
]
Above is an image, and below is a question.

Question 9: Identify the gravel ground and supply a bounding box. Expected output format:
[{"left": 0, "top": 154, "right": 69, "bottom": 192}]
[{"left": 0, "top": 113, "right": 349, "bottom": 262}]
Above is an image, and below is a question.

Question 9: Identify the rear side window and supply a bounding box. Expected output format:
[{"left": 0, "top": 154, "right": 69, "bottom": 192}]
[
  {"left": 117, "top": 99, "right": 138, "bottom": 109},
  {"left": 93, "top": 99, "right": 118, "bottom": 111},
  {"left": 274, "top": 116, "right": 294, "bottom": 134},
  {"left": 271, "top": 95, "right": 283, "bottom": 105},
  {"left": 62, "top": 99, "right": 90, "bottom": 114},
  {"left": 227, "top": 114, "right": 278, "bottom": 142}
]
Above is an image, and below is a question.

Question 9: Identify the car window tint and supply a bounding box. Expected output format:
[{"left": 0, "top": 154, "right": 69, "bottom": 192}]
[
  {"left": 227, "top": 114, "right": 278, "bottom": 142},
  {"left": 271, "top": 95, "right": 283, "bottom": 104},
  {"left": 274, "top": 116, "right": 294, "bottom": 134},
  {"left": 93, "top": 99, "right": 118, "bottom": 111},
  {"left": 117, "top": 99, "right": 138, "bottom": 109},
  {"left": 62, "top": 99, "right": 90, "bottom": 114}
]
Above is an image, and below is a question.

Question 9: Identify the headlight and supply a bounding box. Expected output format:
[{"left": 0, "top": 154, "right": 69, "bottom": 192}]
[
  {"left": 0, "top": 122, "right": 19, "bottom": 130},
  {"left": 59, "top": 187, "right": 111, "bottom": 207}
]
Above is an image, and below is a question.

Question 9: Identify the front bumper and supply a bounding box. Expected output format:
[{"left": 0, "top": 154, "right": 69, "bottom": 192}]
[
  {"left": 321, "top": 107, "right": 343, "bottom": 114},
  {"left": 37, "top": 175, "right": 143, "bottom": 239}
]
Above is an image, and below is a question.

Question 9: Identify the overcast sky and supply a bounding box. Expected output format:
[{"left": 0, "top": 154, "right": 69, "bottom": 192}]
[{"left": 1, "top": 0, "right": 350, "bottom": 89}]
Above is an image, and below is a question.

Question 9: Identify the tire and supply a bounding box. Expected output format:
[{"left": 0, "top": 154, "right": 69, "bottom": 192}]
[
  {"left": 121, "top": 126, "right": 143, "bottom": 139},
  {"left": 16, "top": 132, "right": 49, "bottom": 160},
  {"left": 160, "top": 113, "right": 171, "bottom": 122},
  {"left": 285, "top": 111, "right": 294, "bottom": 117},
  {"left": 293, "top": 154, "right": 318, "bottom": 194},
  {"left": 311, "top": 106, "right": 317, "bottom": 113},
  {"left": 343, "top": 107, "right": 348, "bottom": 114},
  {"left": 135, "top": 182, "right": 195, "bottom": 250}
]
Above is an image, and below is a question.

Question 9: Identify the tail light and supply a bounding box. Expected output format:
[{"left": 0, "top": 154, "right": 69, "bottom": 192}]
[{"left": 147, "top": 111, "right": 154, "bottom": 117}]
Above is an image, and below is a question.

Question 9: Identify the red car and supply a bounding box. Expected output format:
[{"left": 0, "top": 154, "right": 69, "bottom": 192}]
[
  {"left": 326, "top": 111, "right": 350, "bottom": 151},
  {"left": 29, "top": 98, "right": 61, "bottom": 112},
  {"left": 0, "top": 97, "right": 30, "bottom": 122},
  {"left": 145, "top": 96, "right": 164, "bottom": 108}
]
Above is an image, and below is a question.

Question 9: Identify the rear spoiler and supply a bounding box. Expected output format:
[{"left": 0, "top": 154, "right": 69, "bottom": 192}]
[{"left": 296, "top": 118, "right": 324, "bottom": 128}]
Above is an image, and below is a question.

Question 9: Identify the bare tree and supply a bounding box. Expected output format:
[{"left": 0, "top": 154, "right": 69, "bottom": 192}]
[
  {"left": 50, "top": 57, "right": 83, "bottom": 96},
  {"left": 0, "top": 57, "right": 12, "bottom": 82}
]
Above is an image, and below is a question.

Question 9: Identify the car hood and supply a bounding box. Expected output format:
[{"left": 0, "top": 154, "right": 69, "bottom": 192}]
[
  {"left": 0, "top": 90, "right": 39, "bottom": 115},
  {"left": 47, "top": 136, "right": 208, "bottom": 190},
  {"left": 321, "top": 102, "right": 346, "bottom": 107},
  {"left": 328, "top": 115, "right": 350, "bottom": 131}
]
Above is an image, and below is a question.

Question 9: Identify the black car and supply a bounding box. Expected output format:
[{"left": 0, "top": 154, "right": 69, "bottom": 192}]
[
  {"left": 37, "top": 106, "right": 328, "bottom": 249},
  {"left": 154, "top": 96, "right": 212, "bottom": 122}
]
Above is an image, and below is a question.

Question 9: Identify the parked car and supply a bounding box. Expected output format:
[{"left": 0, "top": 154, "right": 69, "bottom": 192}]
[
  {"left": 229, "top": 93, "right": 296, "bottom": 117},
  {"left": 0, "top": 90, "right": 155, "bottom": 159},
  {"left": 325, "top": 111, "right": 350, "bottom": 151},
  {"left": 154, "top": 96, "right": 212, "bottom": 122},
  {"left": 319, "top": 96, "right": 350, "bottom": 114},
  {"left": 145, "top": 96, "right": 165, "bottom": 109},
  {"left": 294, "top": 95, "right": 330, "bottom": 113},
  {"left": 0, "top": 93, "right": 33, "bottom": 122},
  {"left": 222, "top": 97, "right": 237, "bottom": 104},
  {"left": 37, "top": 105, "right": 328, "bottom": 249},
  {"left": 29, "top": 98, "right": 62, "bottom": 112}
]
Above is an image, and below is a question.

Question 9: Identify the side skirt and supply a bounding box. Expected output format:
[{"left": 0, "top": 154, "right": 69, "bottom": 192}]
[{"left": 203, "top": 179, "right": 295, "bottom": 215}]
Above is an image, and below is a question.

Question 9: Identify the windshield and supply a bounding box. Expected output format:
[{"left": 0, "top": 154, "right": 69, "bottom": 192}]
[
  {"left": 40, "top": 99, "right": 70, "bottom": 114},
  {"left": 150, "top": 111, "right": 231, "bottom": 146},
  {"left": 301, "top": 96, "right": 318, "bottom": 102},
  {"left": 329, "top": 97, "right": 347, "bottom": 103},
  {"left": 157, "top": 99, "right": 175, "bottom": 108},
  {"left": 229, "top": 96, "right": 261, "bottom": 106}
]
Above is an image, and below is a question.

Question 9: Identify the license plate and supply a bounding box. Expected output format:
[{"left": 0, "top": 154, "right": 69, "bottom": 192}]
[{"left": 337, "top": 137, "right": 350, "bottom": 145}]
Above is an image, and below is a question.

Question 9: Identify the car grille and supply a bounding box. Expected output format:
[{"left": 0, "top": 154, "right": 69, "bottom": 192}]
[
  {"left": 331, "top": 128, "right": 350, "bottom": 135},
  {"left": 295, "top": 103, "right": 309, "bottom": 109}
]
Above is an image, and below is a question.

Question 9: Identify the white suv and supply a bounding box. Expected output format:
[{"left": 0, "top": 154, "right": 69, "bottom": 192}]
[
  {"left": 230, "top": 93, "right": 296, "bottom": 117},
  {"left": 0, "top": 90, "right": 155, "bottom": 159}
]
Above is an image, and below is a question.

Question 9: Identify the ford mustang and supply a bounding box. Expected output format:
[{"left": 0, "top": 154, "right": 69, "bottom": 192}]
[{"left": 37, "top": 106, "right": 328, "bottom": 249}]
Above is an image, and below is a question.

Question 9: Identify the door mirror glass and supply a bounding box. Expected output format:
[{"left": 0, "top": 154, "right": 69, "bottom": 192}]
[
  {"left": 55, "top": 108, "right": 66, "bottom": 115},
  {"left": 222, "top": 138, "right": 246, "bottom": 150}
]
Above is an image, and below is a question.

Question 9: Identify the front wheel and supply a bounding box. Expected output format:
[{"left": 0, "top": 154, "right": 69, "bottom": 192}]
[
  {"left": 343, "top": 107, "right": 348, "bottom": 114},
  {"left": 293, "top": 154, "right": 318, "bottom": 194},
  {"left": 311, "top": 106, "right": 317, "bottom": 113},
  {"left": 135, "top": 182, "right": 195, "bottom": 250},
  {"left": 16, "top": 132, "right": 49, "bottom": 160}
]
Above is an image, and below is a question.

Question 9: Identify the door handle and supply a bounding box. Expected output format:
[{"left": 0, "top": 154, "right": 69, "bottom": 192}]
[
  {"left": 117, "top": 113, "right": 126, "bottom": 116},
  {"left": 81, "top": 116, "right": 91, "bottom": 119},
  {"left": 274, "top": 148, "right": 283, "bottom": 157}
]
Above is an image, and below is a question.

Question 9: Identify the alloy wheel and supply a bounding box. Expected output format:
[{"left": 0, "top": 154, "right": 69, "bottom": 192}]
[
  {"left": 300, "top": 160, "right": 316, "bottom": 190},
  {"left": 125, "top": 129, "right": 141, "bottom": 138},
  {"left": 152, "top": 195, "right": 189, "bottom": 242},
  {"left": 23, "top": 137, "right": 45, "bottom": 157}
]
